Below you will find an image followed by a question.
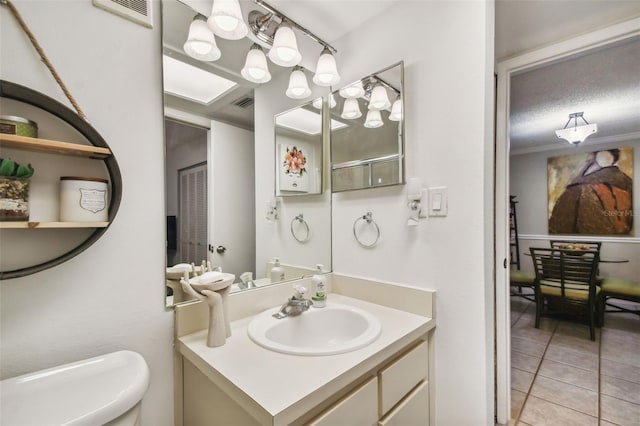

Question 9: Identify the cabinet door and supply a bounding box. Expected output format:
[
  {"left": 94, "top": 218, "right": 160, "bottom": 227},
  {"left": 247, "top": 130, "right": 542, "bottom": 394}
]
[
  {"left": 378, "top": 380, "right": 429, "bottom": 426},
  {"left": 379, "top": 340, "right": 429, "bottom": 416},
  {"left": 308, "top": 376, "right": 378, "bottom": 426}
]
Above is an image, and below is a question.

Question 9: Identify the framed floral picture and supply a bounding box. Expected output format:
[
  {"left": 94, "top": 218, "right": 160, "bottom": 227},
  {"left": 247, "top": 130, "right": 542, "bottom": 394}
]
[
  {"left": 548, "top": 147, "right": 633, "bottom": 235},
  {"left": 278, "top": 144, "right": 310, "bottom": 193}
]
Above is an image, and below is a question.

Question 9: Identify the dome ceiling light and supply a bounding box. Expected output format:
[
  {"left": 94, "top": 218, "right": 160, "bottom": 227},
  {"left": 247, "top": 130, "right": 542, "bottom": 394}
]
[{"left": 555, "top": 112, "right": 598, "bottom": 145}]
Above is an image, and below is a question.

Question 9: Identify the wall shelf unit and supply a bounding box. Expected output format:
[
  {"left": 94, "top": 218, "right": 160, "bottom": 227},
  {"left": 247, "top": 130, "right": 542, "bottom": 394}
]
[{"left": 0, "top": 80, "right": 122, "bottom": 280}]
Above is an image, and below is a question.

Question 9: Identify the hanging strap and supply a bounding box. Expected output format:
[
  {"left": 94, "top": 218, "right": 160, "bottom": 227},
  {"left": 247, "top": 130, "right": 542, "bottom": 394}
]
[{"left": 2, "top": 0, "right": 87, "bottom": 120}]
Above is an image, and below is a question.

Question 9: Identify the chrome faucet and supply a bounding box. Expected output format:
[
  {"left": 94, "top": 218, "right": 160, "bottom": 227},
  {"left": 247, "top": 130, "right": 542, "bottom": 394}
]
[{"left": 273, "top": 286, "right": 313, "bottom": 319}]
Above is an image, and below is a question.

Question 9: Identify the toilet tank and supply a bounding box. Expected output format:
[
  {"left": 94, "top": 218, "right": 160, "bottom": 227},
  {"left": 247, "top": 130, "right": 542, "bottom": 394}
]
[{"left": 0, "top": 350, "right": 150, "bottom": 425}]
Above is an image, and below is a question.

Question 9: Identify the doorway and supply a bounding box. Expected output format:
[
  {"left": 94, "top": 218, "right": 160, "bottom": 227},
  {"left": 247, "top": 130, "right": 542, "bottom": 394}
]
[
  {"left": 178, "top": 162, "right": 208, "bottom": 264},
  {"left": 494, "top": 18, "right": 640, "bottom": 424}
]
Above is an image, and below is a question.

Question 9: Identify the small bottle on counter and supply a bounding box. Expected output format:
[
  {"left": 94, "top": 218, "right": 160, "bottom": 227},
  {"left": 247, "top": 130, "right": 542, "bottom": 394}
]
[
  {"left": 311, "top": 264, "right": 327, "bottom": 308},
  {"left": 270, "top": 258, "right": 285, "bottom": 282}
]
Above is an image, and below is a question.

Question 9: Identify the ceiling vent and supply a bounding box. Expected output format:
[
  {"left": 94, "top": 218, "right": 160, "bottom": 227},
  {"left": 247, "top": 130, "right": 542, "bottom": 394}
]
[
  {"left": 93, "top": 0, "right": 153, "bottom": 28},
  {"left": 232, "top": 96, "right": 255, "bottom": 109}
]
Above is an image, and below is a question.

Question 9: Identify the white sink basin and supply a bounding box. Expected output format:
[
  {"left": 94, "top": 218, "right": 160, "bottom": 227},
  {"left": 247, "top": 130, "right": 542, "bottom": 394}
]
[{"left": 247, "top": 302, "right": 382, "bottom": 356}]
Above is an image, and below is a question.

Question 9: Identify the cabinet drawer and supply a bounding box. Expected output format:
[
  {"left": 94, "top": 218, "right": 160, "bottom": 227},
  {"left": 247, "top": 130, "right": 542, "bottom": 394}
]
[
  {"left": 378, "top": 380, "right": 429, "bottom": 426},
  {"left": 379, "top": 340, "right": 428, "bottom": 416},
  {"left": 308, "top": 376, "right": 378, "bottom": 426}
]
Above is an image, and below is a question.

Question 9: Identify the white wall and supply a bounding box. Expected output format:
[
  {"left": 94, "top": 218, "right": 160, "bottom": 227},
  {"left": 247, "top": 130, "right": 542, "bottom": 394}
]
[
  {"left": 256, "top": 2, "right": 496, "bottom": 424},
  {"left": 0, "top": 2, "right": 173, "bottom": 425}
]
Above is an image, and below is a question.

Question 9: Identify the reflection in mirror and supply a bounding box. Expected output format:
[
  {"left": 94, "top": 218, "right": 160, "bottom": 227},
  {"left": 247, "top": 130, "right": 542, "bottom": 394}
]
[
  {"left": 330, "top": 61, "right": 404, "bottom": 192},
  {"left": 275, "top": 99, "right": 324, "bottom": 196},
  {"left": 162, "top": 0, "right": 332, "bottom": 307}
]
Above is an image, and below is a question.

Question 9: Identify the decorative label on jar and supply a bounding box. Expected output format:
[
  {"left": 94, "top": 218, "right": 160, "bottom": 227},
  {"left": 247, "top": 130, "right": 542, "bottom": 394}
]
[{"left": 79, "top": 188, "right": 107, "bottom": 213}]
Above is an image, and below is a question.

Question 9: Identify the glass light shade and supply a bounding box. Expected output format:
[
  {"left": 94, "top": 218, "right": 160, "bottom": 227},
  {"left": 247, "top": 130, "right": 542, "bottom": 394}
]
[
  {"left": 285, "top": 67, "right": 311, "bottom": 99},
  {"left": 328, "top": 93, "right": 336, "bottom": 108},
  {"left": 183, "top": 17, "right": 221, "bottom": 61},
  {"left": 313, "top": 48, "right": 340, "bottom": 86},
  {"left": 268, "top": 24, "right": 302, "bottom": 67},
  {"left": 339, "top": 81, "right": 365, "bottom": 98},
  {"left": 555, "top": 124, "right": 598, "bottom": 145},
  {"left": 312, "top": 94, "right": 336, "bottom": 110},
  {"left": 241, "top": 45, "right": 271, "bottom": 83},
  {"left": 341, "top": 98, "right": 362, "bottom": 119},
  {"left": 389, "top": 98, "right": 402, "bottom": 121},
  {"left": 312, "top": 97, "right": 323, "bottom": 109},
  {"left": 364, "top": 110, "right": 383, "bottom": 128},
  {"left": 207, "top": 0, "right": 248, "bottom": 40},
  {"left": 368, "top": 85, "right": 391, "bottom": 111}
]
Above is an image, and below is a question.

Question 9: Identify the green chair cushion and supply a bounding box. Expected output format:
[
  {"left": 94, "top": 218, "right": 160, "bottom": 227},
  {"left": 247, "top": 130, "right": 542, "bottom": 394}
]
[
  {"left": 510, "top": 270, "right": 535, "bottom": 284},
  {"left": 539, "top": 279, "right": 600, "bottom": 301},
  {"left": 600, "top": 277, "right": 640, "bottom": 298}
]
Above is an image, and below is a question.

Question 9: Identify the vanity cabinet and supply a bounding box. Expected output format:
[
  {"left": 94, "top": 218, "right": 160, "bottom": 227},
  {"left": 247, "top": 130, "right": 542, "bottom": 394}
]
[{"left": 0, "top": 80, "right": 122, "bottom": 279}]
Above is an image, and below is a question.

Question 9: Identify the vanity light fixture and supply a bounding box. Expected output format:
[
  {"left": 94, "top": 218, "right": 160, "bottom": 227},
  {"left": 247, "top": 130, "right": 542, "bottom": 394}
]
[
  {"left": 184, "top": 15, "right": 221, "bottom": 62},
  {"left": 389, "top": 96, "right": 402, "bottom": 121},
  {"left": 555, "top": 112, "right": 598, "bottom": 145},
  {"left": 241, "top": 43, "right": 271, "bottom": 83},
  {"left": 268, "top": 22, "right": 302, "bottom": 67},
  {"left": 341, "top": 98, "right": 362, "bottom": 119},
  {"left": 368, "top": 84, "right": 391, "bottom": 111},
  {"left": 208, "top": 0, "right": 248, "bottom": 40},
  {"left": 339, "top": 80, "right": 365, "bottom": 98},
  {"left": 312, "top": 93, "right": 336, "bottom": 109},
  {"left": 364, "top": 110, "right": 383, "bottom": 128},
  {"left": 286, "top": 66, "right": 312, "bottom": 99},
  {"left": 313, "top": 47, "right": 340, "bottom": 86}
]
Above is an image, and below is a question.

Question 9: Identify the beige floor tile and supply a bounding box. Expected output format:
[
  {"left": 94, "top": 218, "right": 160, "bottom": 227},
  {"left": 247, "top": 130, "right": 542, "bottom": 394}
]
[
  {"left": 554, "top": 321, "right": 599, "bottom": 340},
  {"left": 601, "top": 374, "right": 640, "bottom": 405},
  {"left": 601, "top": 394, "right": 640, "bottom": 426},
  {"left": 549, "top": 331, "right": 599, "bottom": 355},
  {"left": 511, "top": 350, "right": 541, "bottom": 374},
  {"left": 537, "top": 358, "right": 597, "bottom": 391},
  {"left": 543, "top": 344, "right": 599, "bottom": 371},
  {"left": 600, "top": 422, "right": 619, "bottom": 426},
  {"left": 601, "top": 358, "right": 640, "bottom": 384},
  {"left": 511, "top": 368, "right": 534, "bottom": 393},
  {"left": 510, "top": 388, "right": 526, "bottom": 420},
  {"left": 529, "top": 376, "right": 598, "bottom": 417},
  {"left": 512, "top": 336, "right": 547, "bottom": 358},
  {"left": 519, "top": 395, "right": 598, "bottom": 426},
  {"left": 511, "top": 321, "right": 555, "bottom": 345}
]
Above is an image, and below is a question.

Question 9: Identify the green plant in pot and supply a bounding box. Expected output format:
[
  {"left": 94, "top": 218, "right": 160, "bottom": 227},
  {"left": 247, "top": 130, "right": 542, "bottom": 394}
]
[{"left": 0, "top": 158, "right": 34, "bottom": 221}]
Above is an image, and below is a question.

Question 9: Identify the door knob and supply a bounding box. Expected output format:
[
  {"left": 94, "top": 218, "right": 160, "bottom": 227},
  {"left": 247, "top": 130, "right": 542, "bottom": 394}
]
[{"left": 216, "top": 245, "right": 226, "bottom": 254}]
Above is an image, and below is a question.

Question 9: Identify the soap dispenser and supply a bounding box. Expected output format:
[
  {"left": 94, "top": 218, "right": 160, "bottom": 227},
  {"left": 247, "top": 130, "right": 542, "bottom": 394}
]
[
  {"left": 270, "top": 258, "right": 285, "bottom": 282},
  {"left": 311, "top": 264, "right": 327, "bottom": 308}
]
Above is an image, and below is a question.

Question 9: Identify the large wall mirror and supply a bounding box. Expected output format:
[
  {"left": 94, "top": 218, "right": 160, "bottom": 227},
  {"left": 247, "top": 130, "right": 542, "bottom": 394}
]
[
  {"left": 162, "top": 0, "right": 332, "bottom": 307},
  {"left": 329, "top": 61, "right": 405, "bottom": 192}
]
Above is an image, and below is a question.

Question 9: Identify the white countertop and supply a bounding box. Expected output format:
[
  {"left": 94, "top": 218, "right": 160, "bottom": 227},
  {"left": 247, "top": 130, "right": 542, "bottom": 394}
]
[{"left": 177, "top": 293, "right": 435, "bottom": 425}]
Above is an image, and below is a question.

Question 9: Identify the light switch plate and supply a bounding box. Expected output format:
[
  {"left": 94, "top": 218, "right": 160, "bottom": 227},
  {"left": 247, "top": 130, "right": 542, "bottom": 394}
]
[{"left": 428, "top": 186, "right": 448, "bottom": 217}]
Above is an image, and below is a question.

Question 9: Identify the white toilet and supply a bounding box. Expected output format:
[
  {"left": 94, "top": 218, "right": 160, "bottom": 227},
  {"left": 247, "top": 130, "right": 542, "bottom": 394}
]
[{"left": 0, "top": 350, "right": 150, "bottom": 426}]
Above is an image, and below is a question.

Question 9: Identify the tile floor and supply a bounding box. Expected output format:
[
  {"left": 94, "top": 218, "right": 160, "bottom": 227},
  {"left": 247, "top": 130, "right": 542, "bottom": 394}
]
[{"left": 509, "top": 292, "right": 640, "bottom": 426}]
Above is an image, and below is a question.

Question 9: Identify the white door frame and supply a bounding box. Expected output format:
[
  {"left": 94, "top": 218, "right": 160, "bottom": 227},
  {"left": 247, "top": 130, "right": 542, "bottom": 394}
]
[{"left": 494, "top": 17, "right": 640, "bottom": 425}]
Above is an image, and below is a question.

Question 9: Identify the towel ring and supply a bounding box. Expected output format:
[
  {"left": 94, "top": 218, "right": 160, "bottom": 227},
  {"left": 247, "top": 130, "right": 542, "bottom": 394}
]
[
  {"left": 290, "top": 214, "right": 311, "bottom": 243},
  {"left": 353, "top": 212, "right": 380, "bottom": 248}
]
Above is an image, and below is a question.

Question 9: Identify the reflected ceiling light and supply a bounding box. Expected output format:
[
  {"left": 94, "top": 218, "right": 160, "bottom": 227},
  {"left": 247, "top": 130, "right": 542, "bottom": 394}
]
[
  {"left": 268, "top": 22, "right": 302, "bottom": 67},
  {"left": 368, "top": 84, "right": 391, "bottom": 111},
  {"left": 313, "top": 47, "right": 340, "bottom": 86},
  {"left": 364, "top": 110, "right": 383, "bottom": 128},
  {"left": 341, "top": 98, "right": 362, "bottom": 119},
  {"left": 241, "top": 44, "right": 271, "bottom": 83},
  {"left": 163, "top": 55, "right": 237, "bottom": 104},
  {"left": 183, "top": 15, "right": 221, "bottom": 62},
  {"left": 285, "top": 66, "right": 311, "bottom": 99},
  {"left": 389, "top": 97, "right": 402, "bottom": 121},
  {"left": 312, "top": 93, "right": 336, "bottom": 110},
  {"left": 339, "top": 80, "right": 365, "bottom": 98},
  {"left": 555, "top": 112, "right": 598, "bottom": 145},
  {"left": 207, "top": 0, "right": 248, "bottom": 40}
]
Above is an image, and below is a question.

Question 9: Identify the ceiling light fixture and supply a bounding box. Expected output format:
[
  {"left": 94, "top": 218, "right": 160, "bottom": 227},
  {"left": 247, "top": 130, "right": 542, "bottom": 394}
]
[
  {"left": 286, "top": 66, "right": 311, "bottom": 99},
  {"left": 339, "top": 80, "right": 365, "bottom": 98},
  {"left": 555, "top": 112, "right": 598, "bottom": 145},
  {"left": 241, "top": 43, "right": 271, "bottom": 83},
  {"left": 341, "top": 98, "right": 362, "bottom": 119},
  {"left": 389, "top": 96, "right": 402, "bottom": 121},
  {"left": 183, "top": 15, "right": 221, "bottom": 62},
  {"left": 268, "top": 22, "right": 302, "bottom": 67},
  {"left": 368, "top": 84, "right": 391, "bottom": 111},
  {"left": 207, "top": 0, "right": 248, "bottom": 40}
]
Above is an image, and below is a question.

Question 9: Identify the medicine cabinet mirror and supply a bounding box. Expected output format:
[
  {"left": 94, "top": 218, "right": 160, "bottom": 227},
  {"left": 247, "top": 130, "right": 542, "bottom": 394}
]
[
  {"left": 329, "top": 61, "right": 405, "bottom": 192},
  {"left": 275, "top": 99, "right": 324, "bottom": 196}
]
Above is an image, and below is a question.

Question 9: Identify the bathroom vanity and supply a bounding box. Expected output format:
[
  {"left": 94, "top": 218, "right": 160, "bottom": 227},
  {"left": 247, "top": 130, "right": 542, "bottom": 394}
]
[{"left": 174, "top": 274, "right": 435, "bottom": 426}]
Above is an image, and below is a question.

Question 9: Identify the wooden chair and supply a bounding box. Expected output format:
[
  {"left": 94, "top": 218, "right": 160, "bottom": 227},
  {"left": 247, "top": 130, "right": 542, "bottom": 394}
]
[{"left": 530, "top": 247, "right": 601, "bottom": 340}]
